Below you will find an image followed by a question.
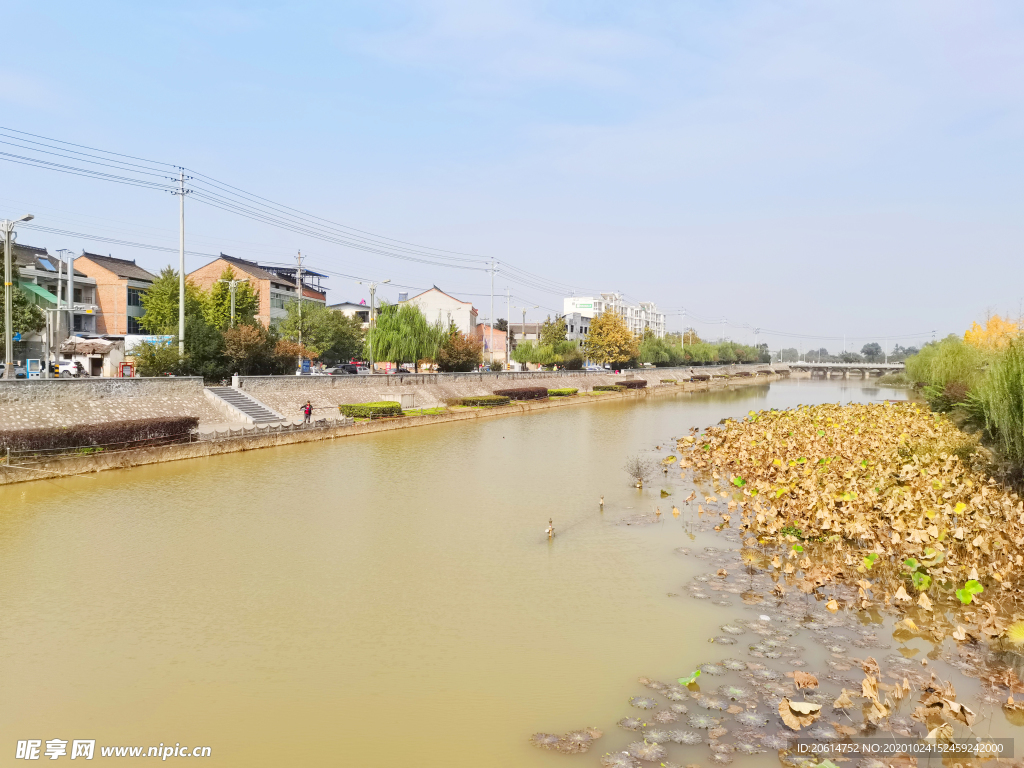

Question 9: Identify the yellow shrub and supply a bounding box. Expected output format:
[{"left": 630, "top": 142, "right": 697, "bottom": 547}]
[{"left": 964, "top": 315, "right": 1019, "bottom": 350}]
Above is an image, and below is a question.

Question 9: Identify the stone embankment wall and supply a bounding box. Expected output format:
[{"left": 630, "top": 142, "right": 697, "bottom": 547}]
[
  {"left": 239, "top": 364, "right": 780, "bottom": 417},
  {"left": 0, "top": 378, "right": 224, "bottom": 430},
  {"left": 0, "top": 373, "right": 782, "bottom": 486}
]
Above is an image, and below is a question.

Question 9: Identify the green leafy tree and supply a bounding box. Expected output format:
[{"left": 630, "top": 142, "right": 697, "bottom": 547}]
[
  {"left": 369, "top": 301, "right": 444, "bottom": 371},
  {"left": 540, "top": 316, "right": 567, "bottom": 347},
  {"left": 0, "top": 253, "right": 44, "bottom": 359},
  {"left": 139, "top": 266, "right": 206, "bottom": 334},
  {"left": 132, "top": 339, "right": 183, "bottom": 377},
  {"left": 181, "top": 314, "right": 227, "bottom": 380},
  {"left": 584, "top": 312, "right": 639, "bottom": 366},
  {"left": 494, "top": 318, "right": 508, "bottom": 332},
  {"left": 278, "top": 300, "right": 364, "bottom": 363},
  {"left": 436, "top": 325, "right": 483, "bottom": 371},
  {"left": 861, "top": 342, "right": 883, "bottom": 362},
  {"left": 204, "top": 266, "right": 259, "bottom": 330}
]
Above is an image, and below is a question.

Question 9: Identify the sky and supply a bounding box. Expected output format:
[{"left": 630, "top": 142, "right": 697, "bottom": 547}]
[{"left": 2, "top": 0, "right": 1023, "bottom": 352}]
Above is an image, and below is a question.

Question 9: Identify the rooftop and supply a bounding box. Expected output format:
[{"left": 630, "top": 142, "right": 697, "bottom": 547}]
[{"left": 77, "top": 252, "right": 157, "bottom": 282}]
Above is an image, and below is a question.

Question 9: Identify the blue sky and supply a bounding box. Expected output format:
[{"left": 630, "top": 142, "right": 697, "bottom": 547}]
[{"left": 2, "top": 1, "right": 1023, "bottom": 350}]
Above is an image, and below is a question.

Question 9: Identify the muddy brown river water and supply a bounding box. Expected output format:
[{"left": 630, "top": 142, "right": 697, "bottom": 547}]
[{"left": 1, "top": 379, "right": 1018, "bottom": 766}]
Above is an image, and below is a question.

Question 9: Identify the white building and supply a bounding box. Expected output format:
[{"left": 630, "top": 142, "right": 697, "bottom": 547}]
[
  {"left": 564, "top": 293, "right": 665, "bottom": 338},
  {"left": 400, "top": 286, "right": 478, "bottom": 335}
]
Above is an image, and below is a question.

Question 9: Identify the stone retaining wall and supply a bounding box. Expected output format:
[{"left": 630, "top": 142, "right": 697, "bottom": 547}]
[
  {"left": 0, "top": 377, "right": 225, "bottom": 430},
  {"left": 238, "top": 364, "right": 780, "bottom": 418},
  {"left": 0, "top": 375, "right": 779, "bottom": 486}
]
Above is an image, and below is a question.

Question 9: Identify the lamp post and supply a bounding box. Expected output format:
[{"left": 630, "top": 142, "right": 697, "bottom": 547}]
[
  {"left": 513, "top": 304, "right": 538, "bottom": 370},
  {"left": 358, "top": 278, "right": 390, "bottom": 372},
  {"left": 217, "top": 276, "right": 249, "bottom": 327},
  {"left": 2, "top": 214, "right": 34, "bottom": 378}
]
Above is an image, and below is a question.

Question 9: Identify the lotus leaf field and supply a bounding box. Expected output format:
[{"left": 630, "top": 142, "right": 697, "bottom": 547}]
[{"left": 530, "top": 400, "right": 1024, "bottom": 767}]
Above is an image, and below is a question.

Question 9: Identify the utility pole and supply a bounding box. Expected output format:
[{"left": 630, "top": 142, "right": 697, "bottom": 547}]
[
  {"left": 173, "top": 169, "right": 191, "bottom": 356},
  {"left": 489, "top": 259, "right": 496, "bottom": 367},
  {"left": 359, "top": 278, "right": 390, "bottom": 372},
  {"left": 295, "top": 251, "right": 304, "bottom": 372},
  {"left": 505, "top": 288, "right": 510, "bottom": 368},
  {"left": 2, "top": 214, "right": 34, "bottom": 378},
  {"left": 217, "top": 276, "right": 249, "bottom": 327}
]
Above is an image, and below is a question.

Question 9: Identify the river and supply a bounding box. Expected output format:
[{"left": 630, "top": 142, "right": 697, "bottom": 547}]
[{"left": 0, "top": 379, "right": 997, "bottom": 766}]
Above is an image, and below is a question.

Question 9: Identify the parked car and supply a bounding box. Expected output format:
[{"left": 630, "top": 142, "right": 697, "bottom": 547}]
[
  {"left": 584, "top": 364, "right": 602, "bottom": 371},
  {"left": 0, "top": 363, "right": 28, "bottom": 379},
  {"left": 57, "top": 361, "right": 87, "bottom": 378},
  {"left": 331, "top": 363, "right": 372, "bottom": 375},
  {"left": 324, "top": 367, "right": 352, "bottom": 375}
]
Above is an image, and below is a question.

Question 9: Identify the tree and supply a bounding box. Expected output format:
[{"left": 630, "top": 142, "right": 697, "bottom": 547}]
[
  {"left": 370, "top": 301, "right": 444, "bottom": 371},
  {"left": 181, "top": 314, "right": 227, "bottom": 380},
  {"left": 0, "top": 253, "right": 44, "bottom": 359},
  {"left": 540, "top": 316, "right": 567, "bottom": 347},
  {"left": 584, "top": 312, "right": 639, "bottom": 365},
  {"left": 223, "top": 323, "right": 277, "bottom": 375},
  {"left": 681, "top": 328, "right": 703, "bottom": 345},
  {"left": 494, "top": 318, "right": 508, "bottom": 332},
  {"left": 278, "top": 300, "right": 364, "bottom": 363},
  {"left": 132, "top": 339, "right": 183, "bottom": 377},
  {"left": 139, "top": 266, "right": 206, "bottom": 334},
  {"left": 436, "top": 326, "right": 482, "bottom": 371},
  {"left": 965, "top": 315, "right": 1020, "bottom": 350},
  {"left": 861, "top": 342, "right": 883, "bottom": 362},
  {"left": 756, "top": 343, "right": 771, "bottom": 363},
  {"left": 204, "top": 266, "right": 259, "bottom": 330}
]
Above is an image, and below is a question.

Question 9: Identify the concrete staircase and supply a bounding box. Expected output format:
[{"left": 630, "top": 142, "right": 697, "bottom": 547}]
[{"left": 205, "top": 386, "right": 285, "bottom": 425}]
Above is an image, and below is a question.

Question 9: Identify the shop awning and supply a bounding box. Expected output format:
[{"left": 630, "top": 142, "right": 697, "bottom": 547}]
[{"left": 18, "top": 280, "right": 59, "bottom": 305}]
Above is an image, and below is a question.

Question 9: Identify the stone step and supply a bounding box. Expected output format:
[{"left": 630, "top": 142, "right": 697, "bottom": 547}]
[{"left": 206, "top": 386, "right": 284, "bottom": 424}]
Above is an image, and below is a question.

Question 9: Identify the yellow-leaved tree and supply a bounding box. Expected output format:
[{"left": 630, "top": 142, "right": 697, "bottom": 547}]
[
  {"left": 964, "top": 315, "right": 1020, "bottom": 350},
  {"left": 584, "top": 312, "right": 640, "bottom": 365}
]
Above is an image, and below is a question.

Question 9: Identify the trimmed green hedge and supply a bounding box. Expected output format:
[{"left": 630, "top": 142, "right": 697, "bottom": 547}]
[
  {"left": 460, "top": 395, "right": 511, "bottom": 407},
  {"left": 548, "top": 388, "right": 578, "bottom": 397},
  {"left": 593, "top": 384, "right": 625, "bottom": 392},
  {"left": 619, "top": 379, "right": 648, "bottom": 389},
  {"left": 493, "top": 387, "right": 548, "bottom": 401},
  {"left": 339, "top": 402, "right": 404, "bottom": 419}
]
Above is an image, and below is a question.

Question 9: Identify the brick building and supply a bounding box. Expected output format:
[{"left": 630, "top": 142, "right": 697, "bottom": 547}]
[
  {"left": 188, "top": 254, "right": 326, "bottom": 327},
  {"left": 72, "top": 253, "right": 158, "bottom": 335}
]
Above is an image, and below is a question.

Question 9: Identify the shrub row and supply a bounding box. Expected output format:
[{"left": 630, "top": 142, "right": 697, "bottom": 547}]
[
  {"left": 618, "top": 379, "right": 648, "bottom": 389},
  {"left": 593, "top": 385, "right": 625, "bottom": 392},
  {"left": 460, "top": 395, "right": 511, "bottom": 407},
  {"left": 547, "top": 388, "right": 578, "bottom": 397},
  {"left": 339, "top": 402, "right": 403, "bottom": 419},
  {"left": 493, "top": 387, "right": 548, "bottom": 401},
  {"left": 0, "top": 416, "right": 199, "bottom": 453},
  {"left": 660, "top": 379, "right": 677, "bottom": 384}
]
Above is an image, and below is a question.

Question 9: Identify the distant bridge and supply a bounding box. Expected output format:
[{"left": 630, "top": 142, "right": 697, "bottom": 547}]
[{"left": 787, "top": 361, "right": 904, "bottom": 378}]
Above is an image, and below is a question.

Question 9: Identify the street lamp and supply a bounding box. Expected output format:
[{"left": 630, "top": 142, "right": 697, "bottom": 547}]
[
  {"left": 217, "top": 276, "right": 249, "bottom": 327},
  {"left": 2, "top": 214, "right": 34, "bottom": 378},
  {"left": 358, "top": 278, "right": 390, "bottom": 371},
  {"left": 513, "top": 304, "right": 538, "bottom": 370}
]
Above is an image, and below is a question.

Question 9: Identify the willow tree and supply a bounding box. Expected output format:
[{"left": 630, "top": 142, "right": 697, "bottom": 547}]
[{"left": 370, "top": 301, "right": 444, "bottom": 371}]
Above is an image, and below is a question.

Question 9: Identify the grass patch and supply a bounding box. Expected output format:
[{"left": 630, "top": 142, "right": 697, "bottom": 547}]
[
  {"left": 876, "top": 371, "right": 911, "bottom": 387},
  {"left": 547, "top": 388, "right": 578, "bottom": 397}
]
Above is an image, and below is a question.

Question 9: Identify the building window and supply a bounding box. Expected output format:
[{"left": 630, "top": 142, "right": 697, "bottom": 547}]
[
  {"left": 271, "top": 296, "right": 287, "bottom": 310},
  {"left": 127, "top": 316, "right": 143, "bottom": 334},
  {"left": 127, "top": 287, "right": 144, "bottom": 307}
]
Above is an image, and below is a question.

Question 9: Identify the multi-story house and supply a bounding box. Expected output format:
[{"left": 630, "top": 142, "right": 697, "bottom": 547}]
[
  {"left": 188, "top": 254, "right": 326, "bottom": 327},
  {"left": 73, "top": 253, "right": 157, "bottom": 334},
  {"left": 563, "top": 293, "right": 665, "bottom": 338},
  {"left": 399, "top": 287, "right": 478, "bottom": 336},
  {"left": 7, "top": 242, "right": 100, "bottom": 360}
]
